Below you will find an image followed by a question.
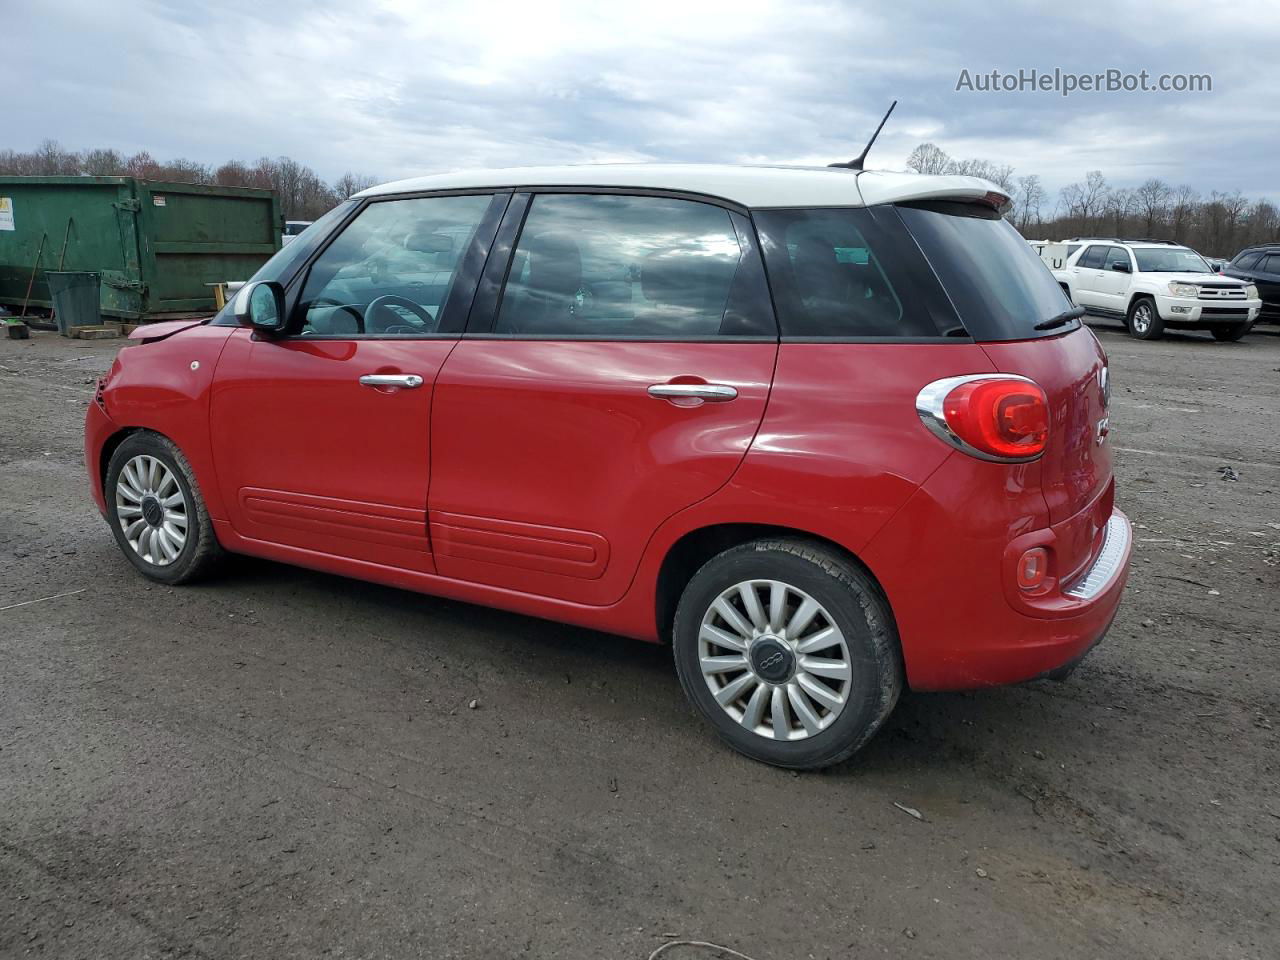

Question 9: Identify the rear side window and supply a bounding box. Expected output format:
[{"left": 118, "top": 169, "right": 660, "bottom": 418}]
[
  {"left": 494, "top": 193, "right": 773, "bottom": 338},
  {"left": 754, "top": 207, "right": 951, "bottom": 338},
  {"left": 896, "top": 201, "right": 1076, "bottom": 341},
  {"left": 1262, "top": 254, "right": 1280, "bottom": 275},
  {"left": 1077, "top": 245, "right": 1107, "bottom": 269}
]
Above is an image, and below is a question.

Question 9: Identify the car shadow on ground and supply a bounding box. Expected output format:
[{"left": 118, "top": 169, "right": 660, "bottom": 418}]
[{"left": 203, "top": 553, "right": 1078, "bottom": 782}]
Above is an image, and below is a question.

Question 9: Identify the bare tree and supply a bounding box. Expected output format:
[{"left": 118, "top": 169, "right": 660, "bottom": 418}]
[
  {"left": 1169, "top": 185, "right": 1199, "bottom": 242},
  {"left": 906, "top": 142, "right": 952, "bottom": 175},
  {"left": 333, "top": 172, "right": 379, "bottom": 199},
  {"left": 1106, "top": 187, "right": 1134, "bottom": 236},
  {"left": 1015, "top": 175, "right": 1045, "bottom": 232},
  {"left": 1134, "top": 178, "right": 1172, "bottom": 236}
]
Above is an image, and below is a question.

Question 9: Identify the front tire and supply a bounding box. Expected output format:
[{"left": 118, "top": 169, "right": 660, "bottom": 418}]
[
  {"left": 1211, "top": 321, "right": 1251, "bottom": 342},
  {"left": 1126, "top": 297, "right": 1164, "bottom": 340},
  {"left": 672, "top": 539, "right": 903, "bottom": 769},
  {"left": 105, "top": 431, "right": 223, "bottom": 584}
]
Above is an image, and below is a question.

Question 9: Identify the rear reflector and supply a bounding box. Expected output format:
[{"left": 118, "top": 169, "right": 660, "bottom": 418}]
[
  {"left": 1017, "top": 547, "right": 1049, "bottom": 590},
  {"left": 915, "top": 374, "right": 1049, "bottom": 462}
]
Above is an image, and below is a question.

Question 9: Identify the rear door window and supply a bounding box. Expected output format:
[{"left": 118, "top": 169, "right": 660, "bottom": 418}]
[
  {"left": 1262, "top": 254, "right": 1280, "bottom": 275},
  {"left": 895, "top": 201, "right": 1077, "bottom": 341},
  {"left": 493, "top": 193, "right": 774, "bottom": 339},
  {"left": 1232, "top": 252, "right": 1261, "bottom": 270},
  {"left": 753, "top": 207, "right": 954, "bottom": 338},
  {"left": 1077, "top": 245, "right": 1107, "bottom": 269}
]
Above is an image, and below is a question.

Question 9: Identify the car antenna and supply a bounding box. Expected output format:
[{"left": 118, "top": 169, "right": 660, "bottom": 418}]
[{"left": 829, "top": 100, "right": 897, "bottom": 170}]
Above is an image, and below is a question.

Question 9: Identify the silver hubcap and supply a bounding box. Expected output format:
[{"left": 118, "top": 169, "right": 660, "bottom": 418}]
[
  {"left": 1132, "top": 304, "right": 1151, "bottom": 333},
  {"left": 698, "top": 580, "right": 852, "bottom": 741},
  {"left": 115, "top": 455, "right": 188, "bottom": 566}
]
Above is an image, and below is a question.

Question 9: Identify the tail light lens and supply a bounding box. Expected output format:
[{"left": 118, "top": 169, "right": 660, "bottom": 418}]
[{"left": 916, "top": 375, "right": 1049, "bottom": 462}]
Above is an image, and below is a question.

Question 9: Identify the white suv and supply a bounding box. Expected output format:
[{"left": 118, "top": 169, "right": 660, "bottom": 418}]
[{"left": 1052, "top": 239, "right": 1261, "bottom": 341}]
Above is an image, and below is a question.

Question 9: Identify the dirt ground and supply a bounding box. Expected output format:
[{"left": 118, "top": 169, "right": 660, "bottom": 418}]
[{"left": 1, "top": 319, "right": 1277, "bottom": 960}]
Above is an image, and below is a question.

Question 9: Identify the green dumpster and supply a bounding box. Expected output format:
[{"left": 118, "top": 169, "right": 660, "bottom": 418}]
[
  {"left": 0, "top": 177, "right": 282, "bottom": 322},
  {"left": 47, "top": 271, "right": 102, "bottom": 335}
]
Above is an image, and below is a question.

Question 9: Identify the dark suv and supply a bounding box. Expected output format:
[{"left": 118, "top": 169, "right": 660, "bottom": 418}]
[{"left": 1225, "top": 245, "right": 1280, "bottom": 321}]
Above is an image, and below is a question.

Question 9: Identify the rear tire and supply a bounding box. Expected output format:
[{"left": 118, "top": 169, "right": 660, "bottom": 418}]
[
  {"left": 1211, "top": 321, "right": 1251, "bottom": 342},
  {"left": 1126, "top": 297, "right": 1164, "bottom": 340},
  {"left": 105, "top": 431, "right": 223, "bottom": 585},
  {"left": 672, "top": 538, "right": 903, "bottom": 770}
]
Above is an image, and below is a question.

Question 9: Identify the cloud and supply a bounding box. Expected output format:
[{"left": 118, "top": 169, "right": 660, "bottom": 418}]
[{"left": 9, "top": 0, "right": 1279, "bottom": 204}]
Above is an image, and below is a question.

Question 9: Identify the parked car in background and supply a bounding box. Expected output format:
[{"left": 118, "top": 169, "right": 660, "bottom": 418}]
[
  {"left": 1224, "top": 245, "right": 1280, "bottom": 321},
  {"left": 1053, "top": 238, "right": 1261, "bottom": 341},
  {"left": 85, "top": 163, "right": 1130, "bottom": 769},
  {"left": 281, "top": 220, "right": 314, "bottom": 245},
  {"left": 1202, "top": 256, "right": 1228, "bottom": 273}
]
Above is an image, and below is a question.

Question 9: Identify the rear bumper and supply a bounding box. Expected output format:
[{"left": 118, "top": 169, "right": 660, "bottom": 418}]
[{"left": 862, "top": 457, "right": 1131, "bottom": 691}]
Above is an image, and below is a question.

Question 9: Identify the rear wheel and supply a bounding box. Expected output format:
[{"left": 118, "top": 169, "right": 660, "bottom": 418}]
[
  {"left": 672, "top": 538, "right": 903, "bottom": 769},
  {"left": 1127, "top": 297, "right": 1164, "bottom": 340},
  {"left": 106, "top": 431, "right": 223, "bottom": 584},
  {"left": 1211, "top": 321, "right": 1251, "bottom": 342}
]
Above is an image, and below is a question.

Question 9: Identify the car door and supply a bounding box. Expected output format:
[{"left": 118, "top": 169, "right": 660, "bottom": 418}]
[
  {"left": 1257, "top": 254, "right": 1280, "bottom": 313},
  {"left": 427, "top": 191, "right": 779, "bottom": 605},
  {"left": 1070, "top": 245, "right": 1108, "bottom": 308},
  {"left": 209, "top": 191, "right": 507, "bottom": 572},
  {"left": 1096, "top": 246, "right": 1133, "bottom": 311}
]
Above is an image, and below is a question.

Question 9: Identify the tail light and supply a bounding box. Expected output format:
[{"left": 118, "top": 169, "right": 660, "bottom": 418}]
[{"left": 916, "top": 374, "right": 1049, "bottom": 462}]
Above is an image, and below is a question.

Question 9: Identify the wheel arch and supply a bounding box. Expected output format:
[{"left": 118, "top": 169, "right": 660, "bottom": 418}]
[{"left": 653, "top": 522, "right": 892, "bottom": 644}]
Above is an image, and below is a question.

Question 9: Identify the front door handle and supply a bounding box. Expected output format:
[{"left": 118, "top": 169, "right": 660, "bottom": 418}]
[
  {"left": 359, "top": 374, "right": 424, "bottom": 389},
  {"left": 647, "top": 382, "right": 738, "bottom": 402}
]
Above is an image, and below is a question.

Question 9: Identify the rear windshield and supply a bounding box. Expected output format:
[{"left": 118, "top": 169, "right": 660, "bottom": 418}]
[{"left": 896, "top": 202, "right": 1077, "bottom": 341}]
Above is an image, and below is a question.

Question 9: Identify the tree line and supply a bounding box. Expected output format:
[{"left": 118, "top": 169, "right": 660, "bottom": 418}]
[
  {"left": 908, "top": 142, "right": 1277, "bottom": 258},
  {"left": 0, "top": 140, "right": 378, "bottom": 221}
]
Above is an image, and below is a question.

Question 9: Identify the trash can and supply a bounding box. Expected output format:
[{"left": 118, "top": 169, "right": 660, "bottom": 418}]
[{"left": 46, "top": 271, "right": 102, "bottom": 336}]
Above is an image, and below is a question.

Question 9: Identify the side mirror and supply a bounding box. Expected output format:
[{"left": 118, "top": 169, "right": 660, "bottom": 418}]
[
  {"left": 1111, "top": 261, "right": 1131, "bottom": 273},
  {"left": 233, "top": 280, "right": 287, "bottom": 333}
]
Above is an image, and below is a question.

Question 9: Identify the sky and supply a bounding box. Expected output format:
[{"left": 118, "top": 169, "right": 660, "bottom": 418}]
[{"left": 9, "top": 0, "right": 1279, "bottom": 206}]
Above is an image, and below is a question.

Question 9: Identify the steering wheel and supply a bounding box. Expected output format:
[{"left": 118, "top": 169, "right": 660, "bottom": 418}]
[
  {"left": 364, "top": 295, "right": 435, "bottom": 333},
  {"left": 303, "top": 296, "right": 363, "bottom": 335}
]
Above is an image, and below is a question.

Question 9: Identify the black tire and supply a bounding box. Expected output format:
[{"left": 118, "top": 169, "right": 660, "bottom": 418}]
[
  {"left": 1210, "top": 322, "right": 1251, "bottom": 342},
  {"left": 1126, "top": 297, "right": 1164, "bottom": 340},
  {"left": 105, "top": 431, "right": 223, "bottom": 584},
  {"left": 672, "top": 538, "right": 903, "bottom": 770}
]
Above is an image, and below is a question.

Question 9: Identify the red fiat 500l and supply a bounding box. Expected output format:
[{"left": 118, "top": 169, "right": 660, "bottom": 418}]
[{"left": 85, "top": 164, "right": 1130, "bottom": 768}]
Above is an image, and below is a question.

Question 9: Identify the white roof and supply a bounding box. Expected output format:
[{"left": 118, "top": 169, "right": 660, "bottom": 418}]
[{"left": 356, "top": 163, "right": 1006, "bottom": 210}]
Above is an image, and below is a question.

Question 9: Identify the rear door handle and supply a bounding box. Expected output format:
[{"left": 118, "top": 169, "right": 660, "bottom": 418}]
[
  {"left": 647, "top": 383, "right": 738, "bottom": 402},
  {"left": 359, "top": 374, "right": 424, "bottom": 388}
]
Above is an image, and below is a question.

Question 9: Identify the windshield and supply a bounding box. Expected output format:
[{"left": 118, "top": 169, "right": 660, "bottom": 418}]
[
  {"left": 896, "top": 201, "right": 1077, "bottom": 341},
  {"left": 1134, "top": 247, "right": 1211, "bottom": 273}
]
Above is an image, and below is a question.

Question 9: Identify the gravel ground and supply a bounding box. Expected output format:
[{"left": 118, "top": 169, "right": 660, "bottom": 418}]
[{"left": 1, "top": 321, "right": 1277, "bottom": 960}]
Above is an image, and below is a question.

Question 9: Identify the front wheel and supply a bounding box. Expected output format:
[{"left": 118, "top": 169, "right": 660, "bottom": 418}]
[
  {"left": 672, "top": 539, "right": 903, "bottom": 769},
  {"left": 105, "top": 431, "right": 223, "bottom": 584},
  {"left": 1127, "top": 297, "right": 1164, "bottom": 340},
  {"left": 1211, "top": 321, "right": 1251, "bottom": 342}
]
